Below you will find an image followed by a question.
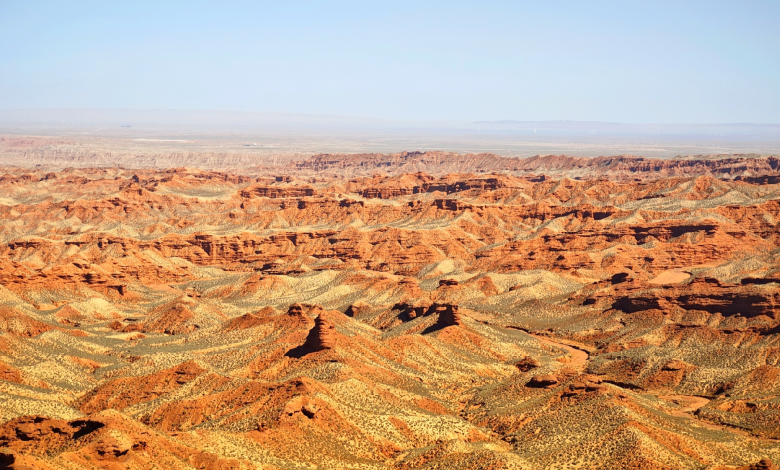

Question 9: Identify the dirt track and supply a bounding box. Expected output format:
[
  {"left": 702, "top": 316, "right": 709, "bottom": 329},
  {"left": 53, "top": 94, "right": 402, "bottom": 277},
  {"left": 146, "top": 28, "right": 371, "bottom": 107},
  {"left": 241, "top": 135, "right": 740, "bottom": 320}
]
[{"left": 529, "top": 334, "right": 590, "bottom": 367}]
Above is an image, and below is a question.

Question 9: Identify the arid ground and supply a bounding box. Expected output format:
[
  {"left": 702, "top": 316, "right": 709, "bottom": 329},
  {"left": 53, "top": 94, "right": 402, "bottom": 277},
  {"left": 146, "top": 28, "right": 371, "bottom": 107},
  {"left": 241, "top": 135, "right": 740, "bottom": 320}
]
[{"left": 1, "top": 136, "right": 780, "bottom": 469}]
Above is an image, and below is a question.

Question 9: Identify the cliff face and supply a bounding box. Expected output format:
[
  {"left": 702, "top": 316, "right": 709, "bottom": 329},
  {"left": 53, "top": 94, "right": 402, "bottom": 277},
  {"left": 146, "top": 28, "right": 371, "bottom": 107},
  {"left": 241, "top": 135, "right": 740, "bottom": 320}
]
[
  {"left": 2, "top": 162, "right": 780, "bottom": 469},
  {"left": 609, "top": 277, "right": 780, "bottom": 320},
  {"left": 4, "top": 173, "right": 780, "bottom": 293}
]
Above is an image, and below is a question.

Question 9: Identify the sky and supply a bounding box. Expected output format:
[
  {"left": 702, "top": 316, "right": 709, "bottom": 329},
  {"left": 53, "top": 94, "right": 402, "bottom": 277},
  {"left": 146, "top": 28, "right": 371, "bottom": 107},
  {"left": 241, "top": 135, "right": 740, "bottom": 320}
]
[{"left": 1, "top": 1, "right": 779, "bottom": 123}]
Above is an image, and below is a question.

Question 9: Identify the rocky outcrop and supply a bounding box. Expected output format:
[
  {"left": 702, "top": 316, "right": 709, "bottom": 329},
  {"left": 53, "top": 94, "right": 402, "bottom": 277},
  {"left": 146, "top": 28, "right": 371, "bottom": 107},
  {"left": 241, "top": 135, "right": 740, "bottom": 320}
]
[
  {"left": 515, "top": 356, "right": 540, "bottom": 372},
  {"left": 124, "top": 302, "right": 199, "bottom": 335},
  {"left": 287, "top": 314, "right": 338, "bottom": 357},
  {"left": 434, "top": 304, "right": 465, "bottom": 328},
  {"left": 0, "top": 416, "right": 104, "bottom": 454},
  {"left": 301, "top": 314, "right": 337, "bottom": 352},
  {"left": 610, "top": 277, "right": 780, "bottom": 320},
  {"left": 0, "top": 359, "right": 24, "bottom": 384},
  {"left": 392, "top": 300, "right": 433, "bottom": 321},
  {"left": 561, "top": 375, "right": 608, "bottom": 397},
  {"left": 526, "top": 374, "right": 559, "bottom": 388},
  {"left": 286, "top": 303, "right": 313, "bottom": 320},
  {"left": 390, "top": 301, "right": 465, "bottom": 328},
  {"left": 240, "top": 184, "right": 315, "bottom": 198},
  {"left": 79, "top": 361, "right": 207, "bottom": 414},
  {"left": 351, "top": 173, "right": 519, "bottom": 199},
  {"left": 345, "top": 301, "right": 371, "bottom": 318},
  {"left": 0, "top": 413, "right": 257, "bottom": 469}
]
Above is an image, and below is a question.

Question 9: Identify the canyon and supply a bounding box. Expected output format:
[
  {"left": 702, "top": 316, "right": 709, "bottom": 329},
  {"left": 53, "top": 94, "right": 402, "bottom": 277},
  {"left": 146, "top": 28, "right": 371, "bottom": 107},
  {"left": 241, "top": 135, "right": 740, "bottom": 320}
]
[{"left": 0, "top": 138, "right": 779, "bottom": 469}]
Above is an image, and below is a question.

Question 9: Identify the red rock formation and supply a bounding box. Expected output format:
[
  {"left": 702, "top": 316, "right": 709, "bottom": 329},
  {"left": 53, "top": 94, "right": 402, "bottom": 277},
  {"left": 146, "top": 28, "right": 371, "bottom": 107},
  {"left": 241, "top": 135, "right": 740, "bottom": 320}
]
[
  {"left": 608, "top": 277, "right": 780, "bottom": 322},
  {"left": 2, "top": 162, "right": 780, "bottom": 468},
  {"left": 433, "top": 304, "right": 465, "bottom": 328},
  {"left": 526, "top": 374, "right": 559, "bottom": 388},
  {"left": 0, "top": 359, "right": 24, "bottom": 384},
  {"left": 240, "top": 184, "right": 315, "bottom": 198},
  {"left": 129, "top": 302, "right": 199, "bottom": 335},
  {"left": 0, "top": 416, "right": 104, "bottom": 454},
  {"left": 393, "top": 300, "right": 433, "bottom": 321},
  {"left": 347, "top": 173, "right": 520, "bottom": 199},
  {"left": 79, "top": 361, "right": 207, "bottom": 414},
  {"left": 0, "top": 413, "right": 257, "bottom": 469},
  {"left": 286, "top": 303, "right": 308, "bottom": 319},
  {"left": 345, "top": 301, "right": 372, "bottom": 318},
  {"left": 561, "top": 374, "right": 608, "bottom": 398},
  {"left": 289, "top": 314, "right": 338, "bottom": 357}
]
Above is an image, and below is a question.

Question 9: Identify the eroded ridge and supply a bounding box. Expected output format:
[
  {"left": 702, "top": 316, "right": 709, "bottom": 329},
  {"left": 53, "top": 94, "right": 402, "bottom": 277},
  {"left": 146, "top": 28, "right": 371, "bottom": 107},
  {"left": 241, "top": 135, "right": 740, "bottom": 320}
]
[{"left": 0, "top": 163, "right": 779, "bottom": 469}]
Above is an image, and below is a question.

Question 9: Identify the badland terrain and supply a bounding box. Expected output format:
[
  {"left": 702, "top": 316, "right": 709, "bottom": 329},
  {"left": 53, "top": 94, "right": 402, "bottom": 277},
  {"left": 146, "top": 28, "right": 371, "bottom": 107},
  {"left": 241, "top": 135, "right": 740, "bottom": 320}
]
[{"left": 0, "top": 135, "right": 780, "bottom": 469}]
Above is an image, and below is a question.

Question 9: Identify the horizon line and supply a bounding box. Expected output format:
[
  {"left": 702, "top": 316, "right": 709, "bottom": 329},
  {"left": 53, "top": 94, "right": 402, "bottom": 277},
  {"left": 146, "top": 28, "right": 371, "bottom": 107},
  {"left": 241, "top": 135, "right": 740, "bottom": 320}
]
[{"left": 1, "top": 107, "right": 779, "bottom": 127}]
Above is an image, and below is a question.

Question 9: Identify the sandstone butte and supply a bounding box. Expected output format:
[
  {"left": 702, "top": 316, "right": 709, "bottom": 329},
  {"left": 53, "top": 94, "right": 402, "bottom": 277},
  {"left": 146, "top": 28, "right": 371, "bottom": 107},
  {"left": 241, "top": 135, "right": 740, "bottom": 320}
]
[{"left": 0, "top": 148, "right": 780, "bottom": 469}]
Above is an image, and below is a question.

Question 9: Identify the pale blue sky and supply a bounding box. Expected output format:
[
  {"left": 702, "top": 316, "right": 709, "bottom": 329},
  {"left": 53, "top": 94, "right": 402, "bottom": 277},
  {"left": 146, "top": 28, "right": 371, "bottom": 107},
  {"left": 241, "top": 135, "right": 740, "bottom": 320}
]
[{"left": 1, "top": 1, "right": 778, "bottom": 123}]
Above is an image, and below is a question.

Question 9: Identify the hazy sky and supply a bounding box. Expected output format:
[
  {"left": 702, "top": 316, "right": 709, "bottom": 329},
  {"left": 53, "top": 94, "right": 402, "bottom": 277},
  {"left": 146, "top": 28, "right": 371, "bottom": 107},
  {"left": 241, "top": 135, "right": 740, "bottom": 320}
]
[{"left": 1, "top": 1, "right": 778, "bottom": 123}]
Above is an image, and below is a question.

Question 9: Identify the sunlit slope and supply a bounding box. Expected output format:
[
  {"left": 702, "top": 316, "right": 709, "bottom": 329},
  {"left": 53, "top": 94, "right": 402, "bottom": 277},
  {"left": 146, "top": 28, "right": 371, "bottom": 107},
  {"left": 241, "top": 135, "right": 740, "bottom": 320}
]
[{"left": 0, "top": 166, "right": 779, "bottom": 469}]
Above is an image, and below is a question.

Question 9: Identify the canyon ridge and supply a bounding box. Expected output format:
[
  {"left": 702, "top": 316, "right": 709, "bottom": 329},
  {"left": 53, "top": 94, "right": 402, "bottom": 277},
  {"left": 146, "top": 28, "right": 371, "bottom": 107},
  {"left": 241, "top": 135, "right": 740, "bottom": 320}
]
[{"left": 0, "top": 136, "right": 779, "bottom": 469}]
